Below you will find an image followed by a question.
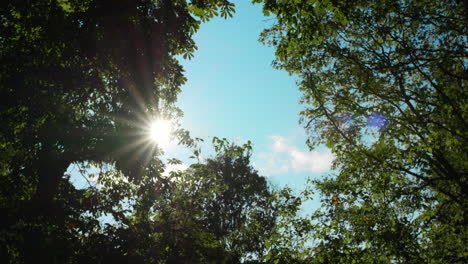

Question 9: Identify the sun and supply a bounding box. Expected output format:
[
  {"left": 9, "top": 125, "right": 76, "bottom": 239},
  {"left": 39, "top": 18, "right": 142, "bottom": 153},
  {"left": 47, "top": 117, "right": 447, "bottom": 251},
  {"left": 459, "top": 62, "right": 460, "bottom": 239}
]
[{"left": 148, "top": 119, "right": 172, "bottom": 146}]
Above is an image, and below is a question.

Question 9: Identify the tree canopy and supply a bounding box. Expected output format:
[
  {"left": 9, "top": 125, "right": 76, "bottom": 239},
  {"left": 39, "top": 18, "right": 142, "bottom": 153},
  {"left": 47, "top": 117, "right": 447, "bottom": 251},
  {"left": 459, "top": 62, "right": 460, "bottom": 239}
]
[
  {"left": 255, "top": 0, "right": 467, "bottom": 262},
  {"left": 0, "top": 0, "right": 235, "bottom": 210},
  {"left": 0, "top": 1, "right": 274, "bottom": 263},
  {"left": 2, "top": 0, "right": 467, "bottom": 263}
]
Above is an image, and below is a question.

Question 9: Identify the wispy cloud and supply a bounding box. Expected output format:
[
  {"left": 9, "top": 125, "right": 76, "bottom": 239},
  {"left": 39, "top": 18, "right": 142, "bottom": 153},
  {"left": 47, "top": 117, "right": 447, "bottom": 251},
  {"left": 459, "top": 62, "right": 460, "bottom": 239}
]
[{"left": 254, "top": 135, "right": 333, "bottom": 176}]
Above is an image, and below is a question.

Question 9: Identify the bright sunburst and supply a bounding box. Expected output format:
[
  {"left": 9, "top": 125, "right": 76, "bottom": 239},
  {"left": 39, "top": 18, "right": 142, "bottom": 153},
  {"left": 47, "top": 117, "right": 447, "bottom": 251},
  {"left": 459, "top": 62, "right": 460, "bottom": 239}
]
[{"left": 148, "top": 119, "right": 172, "bottom": 146}]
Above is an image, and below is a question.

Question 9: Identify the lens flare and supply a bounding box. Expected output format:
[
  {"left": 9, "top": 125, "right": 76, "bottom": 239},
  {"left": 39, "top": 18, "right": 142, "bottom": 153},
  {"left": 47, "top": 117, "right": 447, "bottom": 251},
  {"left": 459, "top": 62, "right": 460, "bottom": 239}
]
[{"left": 367, "top": 112, "right": 388, "bottom": 130}]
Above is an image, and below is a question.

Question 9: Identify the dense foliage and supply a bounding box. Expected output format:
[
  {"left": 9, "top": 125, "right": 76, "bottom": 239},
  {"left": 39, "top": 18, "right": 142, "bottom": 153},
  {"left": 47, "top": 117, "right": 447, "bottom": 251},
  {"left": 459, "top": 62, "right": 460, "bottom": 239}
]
[
  {"left": 255, "top": 0, "right": 467, "bottom": 262},
  {"left": 3, "top": 0, "right": 467, "bottom": 263},
  {"left": 0, "top": 1, "right": 281, "bottom": 263}
]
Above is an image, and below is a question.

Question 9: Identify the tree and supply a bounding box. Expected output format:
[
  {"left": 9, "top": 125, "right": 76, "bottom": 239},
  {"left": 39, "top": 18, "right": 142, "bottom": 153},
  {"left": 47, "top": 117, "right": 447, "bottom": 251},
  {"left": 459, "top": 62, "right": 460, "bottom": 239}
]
[
  {"left": 0, "top": 0, "right": 236, "bottom": 262},
  {"left": 77, "top": 140, "right": 277, "bottom": 264},
  {"left": 203, "top": 138, "right": 277, "bottom": 261},
  {"left": 255, "top": 0, "right": 467, "bottom": 262}
]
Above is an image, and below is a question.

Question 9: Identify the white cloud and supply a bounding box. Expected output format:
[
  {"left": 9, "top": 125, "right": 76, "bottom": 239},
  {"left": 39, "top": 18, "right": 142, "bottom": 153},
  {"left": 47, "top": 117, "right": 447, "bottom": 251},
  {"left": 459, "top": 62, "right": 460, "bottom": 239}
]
[
  {"left": 290, "top": 149, "right": 333, "bottom": 173},
  {"left": 254, "top": 135, "right": 333, "bottom": 176},
  {"left": 255, "top": 152, "right": 290, "bottom": 176}
]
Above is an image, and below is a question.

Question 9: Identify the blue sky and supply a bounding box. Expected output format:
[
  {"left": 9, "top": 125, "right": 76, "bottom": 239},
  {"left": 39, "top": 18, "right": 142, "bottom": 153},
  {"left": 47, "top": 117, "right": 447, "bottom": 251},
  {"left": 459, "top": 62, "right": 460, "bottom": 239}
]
[{"left": 169, "top": 1, "right": 333, "bottom": 191}]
